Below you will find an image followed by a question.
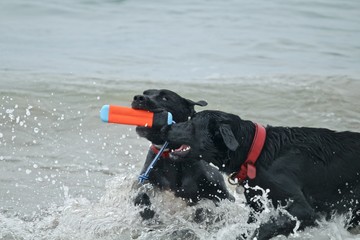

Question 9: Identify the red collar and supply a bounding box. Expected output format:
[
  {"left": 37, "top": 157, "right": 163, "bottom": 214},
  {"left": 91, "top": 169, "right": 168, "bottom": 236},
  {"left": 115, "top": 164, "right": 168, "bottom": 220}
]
[
  {"left": 231, "top": 123, "right": 266, "bottom": 183},
  {"left": 150, "top": 144, "right": 170, "bottom": 158}
]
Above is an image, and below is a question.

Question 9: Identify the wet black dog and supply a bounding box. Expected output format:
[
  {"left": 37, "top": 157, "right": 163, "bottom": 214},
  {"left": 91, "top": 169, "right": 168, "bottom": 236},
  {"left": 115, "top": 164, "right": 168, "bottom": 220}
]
[
  {"left": 162, "top": 110, "right": 360, "bottom": 239},
  {"left": 132, "top": 90, "right": 234, "bottom": 220}
]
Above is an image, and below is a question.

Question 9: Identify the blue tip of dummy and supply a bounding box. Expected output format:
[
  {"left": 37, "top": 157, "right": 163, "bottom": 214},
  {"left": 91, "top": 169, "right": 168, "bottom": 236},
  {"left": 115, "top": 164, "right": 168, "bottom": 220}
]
[
  {"left": 100, "top": 105, "right": 109, "bottom": 122},
  {"left": 167, "top": 112, "right": 173, "bottom": 125}
]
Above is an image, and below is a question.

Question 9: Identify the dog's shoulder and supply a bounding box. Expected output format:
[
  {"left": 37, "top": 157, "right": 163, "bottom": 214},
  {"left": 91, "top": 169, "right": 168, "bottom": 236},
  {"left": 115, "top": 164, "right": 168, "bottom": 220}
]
[{"left": 265, "top": 126, "right": 360, "bottom": 165}]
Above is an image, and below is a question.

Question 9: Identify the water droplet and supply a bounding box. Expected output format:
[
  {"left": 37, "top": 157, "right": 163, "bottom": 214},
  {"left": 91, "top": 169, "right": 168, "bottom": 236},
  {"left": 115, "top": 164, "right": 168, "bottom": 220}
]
[
  {"left": 0, "top": 133, "right": 3, "bottom": 138},
  {"left": 34, "top": 127, "right": 39, "bottom": 133},
  {"left": 26, "top": 169, "right": 32, "bottom": 174}
]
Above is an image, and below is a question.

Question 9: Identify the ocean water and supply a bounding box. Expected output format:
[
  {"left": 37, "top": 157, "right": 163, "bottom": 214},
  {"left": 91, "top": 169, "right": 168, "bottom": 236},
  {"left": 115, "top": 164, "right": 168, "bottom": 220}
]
[{"left": 0, "top": 0, "right": 360, "bottom": 239}]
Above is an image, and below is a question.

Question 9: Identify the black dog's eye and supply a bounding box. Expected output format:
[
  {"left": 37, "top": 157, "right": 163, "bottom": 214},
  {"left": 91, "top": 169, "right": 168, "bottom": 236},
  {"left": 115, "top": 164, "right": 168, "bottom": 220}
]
[{"left": 162, "top": 97, "right": 168, "bottom": 101}]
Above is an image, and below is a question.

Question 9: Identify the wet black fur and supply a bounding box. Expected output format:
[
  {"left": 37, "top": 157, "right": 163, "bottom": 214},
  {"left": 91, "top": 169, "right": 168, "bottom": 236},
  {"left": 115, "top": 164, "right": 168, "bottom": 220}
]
[
  {"left": 163, "top": 110, "right": 360, "bottom": 239},
  {"left": 132, "top": 90, "right": 234, "bottom": 220}
]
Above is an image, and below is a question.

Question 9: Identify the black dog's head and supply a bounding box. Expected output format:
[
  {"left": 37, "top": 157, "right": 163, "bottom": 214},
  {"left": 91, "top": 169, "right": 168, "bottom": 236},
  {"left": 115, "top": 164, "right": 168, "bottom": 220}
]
[
  {"left": 162, "top": 110, "right": 244, "bottom": 171},
  {"left": 132, "top": 89, "right": 207, "bottom": 145}
]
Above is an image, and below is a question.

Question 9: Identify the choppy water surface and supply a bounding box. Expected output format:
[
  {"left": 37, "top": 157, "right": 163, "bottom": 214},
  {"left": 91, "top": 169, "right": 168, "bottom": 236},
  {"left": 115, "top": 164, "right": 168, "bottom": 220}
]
[
  {"left": 1, "top": 0, "right": 360, "bottom": 239},
  {"left": 1, "top": 74, "right": 359, "bottom": 239}
]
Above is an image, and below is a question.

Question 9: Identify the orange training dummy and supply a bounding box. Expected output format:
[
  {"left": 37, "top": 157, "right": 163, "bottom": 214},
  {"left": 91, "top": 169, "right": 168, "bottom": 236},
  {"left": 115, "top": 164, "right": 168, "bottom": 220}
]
[{"left": 100, "top": 105, "right": 173, "bottom": 128}]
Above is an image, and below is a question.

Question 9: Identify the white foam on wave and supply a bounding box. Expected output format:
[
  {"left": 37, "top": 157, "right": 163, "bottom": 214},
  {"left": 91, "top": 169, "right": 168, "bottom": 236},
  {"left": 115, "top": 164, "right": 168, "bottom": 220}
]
[{"left": 1, "top": 175, "right": 358, "bottom": 240}]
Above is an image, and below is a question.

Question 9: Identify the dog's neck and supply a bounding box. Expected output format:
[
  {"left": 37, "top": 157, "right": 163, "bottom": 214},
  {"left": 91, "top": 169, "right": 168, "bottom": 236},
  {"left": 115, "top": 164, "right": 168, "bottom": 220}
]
[
  {"left": 226, "top": 121, "right": 266, "bottom": 179},
  {"left": 233, "top": 123, "right": 266, "bottom": 182}
]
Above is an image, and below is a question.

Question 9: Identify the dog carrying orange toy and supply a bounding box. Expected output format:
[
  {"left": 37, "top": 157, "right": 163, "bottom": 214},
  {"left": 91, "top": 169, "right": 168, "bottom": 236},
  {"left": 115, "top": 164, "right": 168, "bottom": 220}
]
[{"left": 100, "top": 105, "right": 173, "bottom": 128}]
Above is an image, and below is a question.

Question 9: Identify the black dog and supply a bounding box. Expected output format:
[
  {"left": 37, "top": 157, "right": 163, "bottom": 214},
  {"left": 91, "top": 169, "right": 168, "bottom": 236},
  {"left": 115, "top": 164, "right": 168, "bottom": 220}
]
[
  {"left": 132, "top": 90, "right": 234, "bottom": 219},
  {"left": 162, "top": 110, "right": 360, "bottom": 239}
]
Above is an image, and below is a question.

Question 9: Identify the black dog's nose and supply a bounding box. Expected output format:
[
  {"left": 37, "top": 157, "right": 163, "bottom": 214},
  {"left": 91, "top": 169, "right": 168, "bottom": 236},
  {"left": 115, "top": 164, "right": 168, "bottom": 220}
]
[{"left": 133, "top": 95, "right": 145, "bottom": 102}]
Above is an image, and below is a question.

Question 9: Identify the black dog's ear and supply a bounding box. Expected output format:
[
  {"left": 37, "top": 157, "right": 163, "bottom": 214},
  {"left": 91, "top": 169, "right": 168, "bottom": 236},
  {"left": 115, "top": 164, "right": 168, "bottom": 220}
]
[
  {"left": 185, "top": 99, "right": 208, "bottom": 107},
  {"left": 219, "top": 124, "right": 239, "bottom": 151}
]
